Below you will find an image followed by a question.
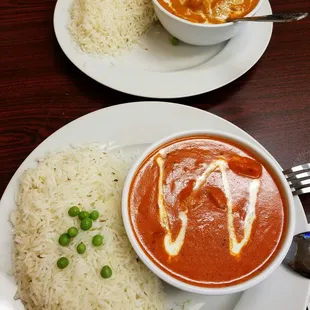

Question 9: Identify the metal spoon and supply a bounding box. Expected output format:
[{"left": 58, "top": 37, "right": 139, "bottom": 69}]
[
  {"left": 227, "top": 12, "right": 308, "bottom": 23},
  {"left": 283, "top": 231, "right": 310, "bottom": 279}
]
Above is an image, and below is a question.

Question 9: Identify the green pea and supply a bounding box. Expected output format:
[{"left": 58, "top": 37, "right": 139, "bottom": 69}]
[
  {"left": 92, "top": 234, "right": 103, "bottom": 247},
  {"left": 80, "top": 217, "right": 92, "bottom": 231},
  {"left": 171, "top": 37, "right": 179, "bottom": 46},
  {"left": 100, "top": 265, "right": 112, "bottom": 279},
  {"left": 58, "top": 233, "right": 70, "bottom": 246},
  {"left": 67, "top": 227, "right": 78, "bottom": 238},
  {"left": 57, "top": 257, "right": 69, "bottom": 269},
  {"left": 89, "top": 210, "right": 99, "bottom": 221},
  {"left": 78, "top": 211, "right": 89, "bottom": 220},
  {"left": 77, "top": 242, "right": 86, "bottom": 254},
  {"left": 68, "top": 206, "right": 80, "bottom": 217}
]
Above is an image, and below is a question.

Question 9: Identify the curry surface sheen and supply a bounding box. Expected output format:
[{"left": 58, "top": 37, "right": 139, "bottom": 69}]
[
  {"left": 129, "top": 136, "right": 286, "bottom": 287},
  {"left": 157, "top": 0, "right": 259, "bottom": 24}
]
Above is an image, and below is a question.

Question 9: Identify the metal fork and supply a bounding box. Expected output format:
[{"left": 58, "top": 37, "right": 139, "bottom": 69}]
[{"left": 283, "top": 163, "right": 310, "bottom": 196}]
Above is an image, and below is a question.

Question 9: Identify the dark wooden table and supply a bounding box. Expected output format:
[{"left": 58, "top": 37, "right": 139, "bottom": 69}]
[{"left": 1, "top": 0, "right": 309, "bottom": 221}]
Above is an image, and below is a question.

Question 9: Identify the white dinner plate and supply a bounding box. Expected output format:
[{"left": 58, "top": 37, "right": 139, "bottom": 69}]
[
  {"left": 0, "top": 102, "right": 309, "bottom": 310},
  {"left": 53, "top": 0, "right": 272, "bottom": 98}
]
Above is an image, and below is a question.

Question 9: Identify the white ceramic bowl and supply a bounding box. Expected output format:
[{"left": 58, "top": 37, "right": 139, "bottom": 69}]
[
  {"left": 122, "top": 130, "right": 295, "bottom": 295},
  {"left": 152, "top": 0, "right": 264, "bottom": 45}
]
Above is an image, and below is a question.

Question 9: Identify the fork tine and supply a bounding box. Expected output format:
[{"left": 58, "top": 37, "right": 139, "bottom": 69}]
[
  {"left": 289, "top": 178, "right": 310, "bottom": 190},
  {"left": 283, "top": 163, "right": 310, "bottom": 176},
  {"left": 283, "top": 163, "right": 310, "bottom": 196},
  {"left": 286, "top": 171, "right": 310, "bottom": 181},
  {"left": 292, "top": 186, "right": 310, "bottom": 196}
]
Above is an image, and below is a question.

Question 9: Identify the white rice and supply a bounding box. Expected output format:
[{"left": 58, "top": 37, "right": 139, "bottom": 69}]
[
  {"left": 69, "top": 0, "right": 157, "bottom": 56},
  {"left": 11, "top": 146, "right": 164, "bottom": 310}
]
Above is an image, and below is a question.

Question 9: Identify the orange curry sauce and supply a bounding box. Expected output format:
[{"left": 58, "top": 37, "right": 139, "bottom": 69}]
[
  {"left": 129, "top": 136, "right": 286, "bottom": 287},
  {"left": 157, "top": 0, "right": 259, "bottom": 24}
]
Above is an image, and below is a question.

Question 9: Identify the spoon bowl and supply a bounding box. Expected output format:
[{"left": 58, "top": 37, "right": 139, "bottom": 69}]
[{"left": 283, "top": 231, "right": 310, "bottom": 278}]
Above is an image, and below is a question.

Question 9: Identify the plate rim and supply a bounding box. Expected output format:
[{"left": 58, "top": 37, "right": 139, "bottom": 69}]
[
  {"left": 53, "top": 0, "right": 273, "bottom": 98},
  {"left": 0, "top": 101, "right": 309, "bottom": 310}
]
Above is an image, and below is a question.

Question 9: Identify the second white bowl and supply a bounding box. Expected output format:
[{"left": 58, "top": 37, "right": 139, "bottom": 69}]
[{"left": 153, "top": 0, "right": 264, "bottom": 45}]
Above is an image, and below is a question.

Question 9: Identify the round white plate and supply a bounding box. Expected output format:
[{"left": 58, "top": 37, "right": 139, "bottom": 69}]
[
  {"left": 0, "top": 102, "right": 309, "bottom": 310},
  {"left": 53, "top": 0, "right": 272, "bottom": 98}
]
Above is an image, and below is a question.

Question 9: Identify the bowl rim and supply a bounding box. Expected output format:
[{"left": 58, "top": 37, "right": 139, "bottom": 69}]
[
  {"left": 122, "top": 129, "right": 295, "bottom": 295},
  {"left": 152, "top": 0, "right": 264, "bottom": 28}
]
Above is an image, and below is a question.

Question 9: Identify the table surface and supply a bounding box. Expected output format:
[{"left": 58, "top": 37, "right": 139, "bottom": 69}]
[{"left": 0, "top": 0, "right": 309, "bottom": 221}]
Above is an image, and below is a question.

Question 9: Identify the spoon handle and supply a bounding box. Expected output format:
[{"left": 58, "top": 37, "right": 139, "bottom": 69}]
[{"left": 228, "top": 12, "right": 308, "bottom": 23}]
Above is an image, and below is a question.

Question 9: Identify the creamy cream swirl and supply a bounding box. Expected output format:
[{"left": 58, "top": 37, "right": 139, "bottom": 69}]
[{"left": 156, "top": 155, "right": 260, "bottom": 257}]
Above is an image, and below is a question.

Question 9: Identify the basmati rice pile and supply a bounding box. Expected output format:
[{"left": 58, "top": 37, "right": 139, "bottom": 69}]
[
  {"left": 11, "top": 146, "right": 164, "bottom": 310},
  {"left": 69, "top": 0, "right": 157, "bottom": 55}
]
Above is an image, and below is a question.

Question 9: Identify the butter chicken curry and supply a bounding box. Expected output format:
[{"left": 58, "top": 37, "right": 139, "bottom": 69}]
[
  {"left": 128, "top": 135, "right": 286, "bottom": 287},
  {"left": 157, "top": 0, "right": 260, "bottom": 24}
]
